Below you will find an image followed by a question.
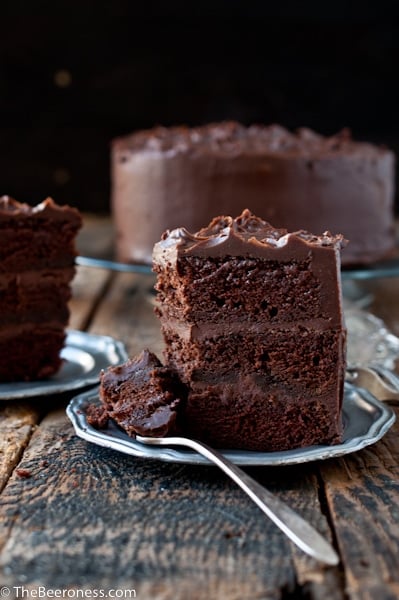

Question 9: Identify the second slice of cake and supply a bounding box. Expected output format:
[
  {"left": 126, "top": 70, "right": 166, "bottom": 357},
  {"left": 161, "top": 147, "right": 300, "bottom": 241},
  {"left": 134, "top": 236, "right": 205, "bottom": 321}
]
[{"left": 153, "top": 209, "right": 346, "bottom": 452}]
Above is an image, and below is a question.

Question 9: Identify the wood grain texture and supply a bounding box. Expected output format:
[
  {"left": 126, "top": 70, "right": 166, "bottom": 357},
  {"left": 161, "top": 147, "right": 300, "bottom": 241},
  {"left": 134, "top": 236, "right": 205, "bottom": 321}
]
[
  {"left": 370, "top": 277, "right": 399, "bottom": 338},
  {"left": 0, "top": 408, "right": 340, "bottom": 598},
  {"left": 70, "top": 213, "right": 115, "bottom": 331},
  {"left": 76, "top": 214, "right": 114, "bottom": 260},
  {"left": 87, "top": 272, "right": 162, "bottom": 358},
  {"left": 0, "top": 404, "right": 40, "bottom": 494},
  {"left": 321, "top": 406, "right": 399, "bottom": 600},
  {"left": 69, "top": 265, "right": 113, "bottom": 331}
]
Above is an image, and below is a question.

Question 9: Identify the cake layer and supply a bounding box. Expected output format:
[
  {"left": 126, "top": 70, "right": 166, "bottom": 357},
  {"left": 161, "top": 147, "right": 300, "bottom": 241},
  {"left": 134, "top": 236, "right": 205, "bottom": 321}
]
[
  {"left": 154, "top": 211, "right": 344, "bottom": 325},
  {"left": 0, "top": 226, "right": 78, "bottom": 271},
  {"left": 161, "top": 324, "right": 346, "bottom": 388},
  {"left": 113, "top": 122, "right": 395, "bottom": 265},
  {"left": 0, "top": 268, "right": 75, "bottom": 325},
  {"left": 0, "top": 196, "right": 81, "bottom": 272},
  {"left": 155, "top": 256, "right": 323, "bottom": 323},
  {"left": 0, "top": 325, "right": 65, "bottom": 381},
  {"left": 183, "top": 376, "right": 342, "bottom": 452}
]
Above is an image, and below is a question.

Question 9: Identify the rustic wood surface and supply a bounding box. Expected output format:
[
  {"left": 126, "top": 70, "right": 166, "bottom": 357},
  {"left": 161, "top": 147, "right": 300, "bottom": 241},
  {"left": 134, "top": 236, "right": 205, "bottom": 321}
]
[{"left": 1, "top": 216, "right": 399, "bottom": 599}]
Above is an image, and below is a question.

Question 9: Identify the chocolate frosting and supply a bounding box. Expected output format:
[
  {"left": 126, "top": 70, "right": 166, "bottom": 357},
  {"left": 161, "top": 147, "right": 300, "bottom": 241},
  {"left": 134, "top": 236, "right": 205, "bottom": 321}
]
[
  {"left": 154, "top": 210, "right": 346, "bottom": 331},
  {"left": 113, "top": 121, "right": 384, "bottom": 158},
  {"left": 153, "top": 209, "right": 346, "bottom": 263},
  {"left": 0, "top": 196, "right": 82, "bottom": 226},
  {"left": 112, "top": 122, "right": 395, "bottom": 266}
]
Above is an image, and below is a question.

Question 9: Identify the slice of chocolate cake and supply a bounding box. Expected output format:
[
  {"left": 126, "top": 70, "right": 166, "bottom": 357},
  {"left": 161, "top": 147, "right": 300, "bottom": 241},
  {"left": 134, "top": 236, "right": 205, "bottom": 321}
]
[
  {"left": 99, "top": 350, "right": 186, "bottom": 437},
  {"left": 0, "top": 196, "right": 82, "bottom": 381},
  {"left": 153, "top": 209, "right": 347, "bottom": 452}
]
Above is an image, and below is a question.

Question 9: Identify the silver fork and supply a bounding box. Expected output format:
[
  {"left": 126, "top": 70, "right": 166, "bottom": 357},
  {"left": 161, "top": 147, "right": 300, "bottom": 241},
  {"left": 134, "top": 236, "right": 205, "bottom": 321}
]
[
  {"left": 346, "top": 366, "right": 399, "bottom": 402},
  {"left": 135, "top": 434, "right": 339, "bottom": 566}
]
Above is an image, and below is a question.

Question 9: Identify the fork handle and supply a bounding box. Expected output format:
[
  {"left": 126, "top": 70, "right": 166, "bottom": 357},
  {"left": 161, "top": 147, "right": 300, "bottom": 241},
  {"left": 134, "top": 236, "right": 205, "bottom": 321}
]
[{"left": 141, "top": 435, "right": 339, "bottom": 566}]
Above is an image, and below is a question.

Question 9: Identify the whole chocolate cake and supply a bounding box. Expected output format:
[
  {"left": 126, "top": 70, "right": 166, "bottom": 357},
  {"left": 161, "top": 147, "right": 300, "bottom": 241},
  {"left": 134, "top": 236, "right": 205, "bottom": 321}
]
[
  {"left": 153, "top": 209, "right": 346, "bottom": 451},
  {"left": 112, "top": 122, "right": 395, "bottom": 266},
  {"left": 0, "top": 196, "right": 82, "bottom": 381}
]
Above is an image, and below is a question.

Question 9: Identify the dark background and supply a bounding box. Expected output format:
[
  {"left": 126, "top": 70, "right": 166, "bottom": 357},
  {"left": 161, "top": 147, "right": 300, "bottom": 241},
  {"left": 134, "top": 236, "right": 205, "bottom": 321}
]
[{"left": 1, "top": 4, "right": 399, "bottom": 213}]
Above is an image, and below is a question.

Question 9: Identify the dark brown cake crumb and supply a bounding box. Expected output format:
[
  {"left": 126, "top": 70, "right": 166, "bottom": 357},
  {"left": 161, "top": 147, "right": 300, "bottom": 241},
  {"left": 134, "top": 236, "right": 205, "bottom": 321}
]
[
  {"left": 99, "top": 349, "right": 187, "bottom": 438},
  {"left": 16, "top": 468, "right": 32, "bottom": 479},
  {"left": 86, "top": 404, "right": 109, "bottom": 429}
]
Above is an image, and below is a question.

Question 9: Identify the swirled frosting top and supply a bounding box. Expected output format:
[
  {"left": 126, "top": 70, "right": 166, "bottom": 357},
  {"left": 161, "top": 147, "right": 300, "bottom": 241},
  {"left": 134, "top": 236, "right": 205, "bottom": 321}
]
[
  {"left": 113, "top": 121, "right": 390, "bottom": 159},
  {"left": 0, "top": 196, "right": 82, "bottom": 225},
  {"left": 153, "top": 209, "right": 346, "bottom": 265}
]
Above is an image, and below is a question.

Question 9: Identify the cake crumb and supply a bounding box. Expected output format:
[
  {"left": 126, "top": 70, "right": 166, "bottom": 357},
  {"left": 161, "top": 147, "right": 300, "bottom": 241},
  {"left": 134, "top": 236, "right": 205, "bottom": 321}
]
[
  {"left": 16, "top": 468, "right": 32, "bottom": 479},
  {"left": 86, "top": 404, "right": 109, "bottom": 429}
]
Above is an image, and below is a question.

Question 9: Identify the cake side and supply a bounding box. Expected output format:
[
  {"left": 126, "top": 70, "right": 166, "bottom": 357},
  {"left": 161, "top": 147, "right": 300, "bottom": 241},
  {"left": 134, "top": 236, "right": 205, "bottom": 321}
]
[
  {"left": 182, "top": 375, "right": 344, "bottom": 451},
  {"left": 0, "top": 196, "right": 82, "bottom": 381},
  {"left": 113, "top": 122, "right": 395, "bottom": 265},
  {"left": 154, "top": 210, "right": 346, "bottom": 451},
  {"left": 0, "top": 196, "right": 82, "bottom": 271}
]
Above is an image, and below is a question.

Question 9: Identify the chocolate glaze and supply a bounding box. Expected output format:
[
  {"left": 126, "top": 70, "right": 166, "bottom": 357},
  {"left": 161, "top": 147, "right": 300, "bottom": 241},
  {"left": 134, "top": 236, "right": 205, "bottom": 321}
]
[
  {"left": 153, "top": 208, "right": 345, "bottom": 260},
  {"left": 112, "top": 122, "right": 395, "bottom": 265}
]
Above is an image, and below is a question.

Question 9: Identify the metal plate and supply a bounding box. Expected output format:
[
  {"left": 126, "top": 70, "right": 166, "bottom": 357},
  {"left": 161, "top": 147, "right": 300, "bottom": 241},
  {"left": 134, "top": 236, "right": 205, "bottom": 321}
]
[
  {"left": 0, "top": 330, "right": 128, "bottom": 400},
  {"left": 66, "top": 383, "right": 396, "bottom": 466}
]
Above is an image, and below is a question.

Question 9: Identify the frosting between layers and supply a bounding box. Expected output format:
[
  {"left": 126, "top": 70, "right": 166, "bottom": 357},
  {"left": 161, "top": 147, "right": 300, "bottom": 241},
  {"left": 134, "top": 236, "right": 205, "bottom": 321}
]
[
  {"left": 0, "top": 321, "right": 66, "bottom": 339},
  {"left": 159, "top": 316, "right": 343, "bottom": 339},
  {"left": 0, "top": 267, "right": 76, "bottom": 286}
]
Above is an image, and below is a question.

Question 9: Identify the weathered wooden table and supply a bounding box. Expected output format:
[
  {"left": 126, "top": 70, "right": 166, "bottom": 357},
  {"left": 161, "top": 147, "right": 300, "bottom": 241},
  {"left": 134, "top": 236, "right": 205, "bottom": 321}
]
[{"left": 1, "top": 216, "right": 399, "bottom": 600}]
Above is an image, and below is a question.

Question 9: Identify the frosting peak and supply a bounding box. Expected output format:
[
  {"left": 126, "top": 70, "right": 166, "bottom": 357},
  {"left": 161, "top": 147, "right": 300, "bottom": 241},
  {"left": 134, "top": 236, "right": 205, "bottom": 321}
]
[{"left": 153, "top": 209, "right": 346, "bottom": 265}]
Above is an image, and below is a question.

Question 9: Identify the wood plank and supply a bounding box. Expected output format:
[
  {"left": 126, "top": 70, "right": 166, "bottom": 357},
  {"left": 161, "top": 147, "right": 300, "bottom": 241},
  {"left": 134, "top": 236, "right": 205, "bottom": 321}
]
[
  {"left": 86, "top": 272, "right": 162, "bottom": 358},
  {"left": 0, "top": 407, "right": 342, "bottom": 598},
  {"left": 76, "top": 213, "right": 114, "bottom": 259},
  {"left": 0, "top": 403, "right": 40, "bottom": 494},
  {"left": 321, "top": 405, "right": 399, "bottom": 600},
  {"left": 70, "top": 211, "right": 116, "bottom": 330},
  {"left": 369, "top": 278, "right": 399, "bottom": 337},
  {"left": 69, "top": 265, "right": 112, "bottom": 331}
]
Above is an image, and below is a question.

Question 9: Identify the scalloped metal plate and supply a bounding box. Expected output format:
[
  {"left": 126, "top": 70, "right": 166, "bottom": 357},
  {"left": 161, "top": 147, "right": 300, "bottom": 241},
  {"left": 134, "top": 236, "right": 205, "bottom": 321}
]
[
  {"left": 0, "top": 330, "right": 128, "bottom": 400},
  {"left": 66, "top": 383, "right": 396, "bottom": 466}
]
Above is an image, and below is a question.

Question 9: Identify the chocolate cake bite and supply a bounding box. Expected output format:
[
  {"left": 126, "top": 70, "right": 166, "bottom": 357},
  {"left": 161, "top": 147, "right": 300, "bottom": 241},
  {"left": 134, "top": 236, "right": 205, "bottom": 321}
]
[
  {"left": 0, "top": 196, "right": 82, "bottom": 381},
  {"left": 153, "top": 209, "right": 347, "bottom": 451},
  {"left": 99, "top": 350, "right": 186, "bottom": 437},
  {"left": 112, "top": 121, "right": 395, "bottom": 266}
]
